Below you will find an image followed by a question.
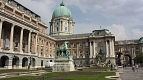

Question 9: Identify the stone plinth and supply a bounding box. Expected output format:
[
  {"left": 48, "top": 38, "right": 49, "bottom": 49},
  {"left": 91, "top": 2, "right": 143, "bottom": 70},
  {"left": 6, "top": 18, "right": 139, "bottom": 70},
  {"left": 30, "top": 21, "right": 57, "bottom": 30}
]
[
  {"left": 117, "top": 66, "right": 123, "bottom": 73},
  {"left": 52, "top": 56, "right": 75, "bottom": 72}
]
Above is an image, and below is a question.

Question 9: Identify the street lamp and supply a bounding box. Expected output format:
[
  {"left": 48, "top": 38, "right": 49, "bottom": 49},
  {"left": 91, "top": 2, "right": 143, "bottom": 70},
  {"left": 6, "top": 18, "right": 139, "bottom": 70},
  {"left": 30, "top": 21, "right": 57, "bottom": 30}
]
[
  {"left": 28, "top": 56, "right": 32, "bottom": 70},
  {"left": 12, "top": 55, "right": 16, "bottom": 69}
]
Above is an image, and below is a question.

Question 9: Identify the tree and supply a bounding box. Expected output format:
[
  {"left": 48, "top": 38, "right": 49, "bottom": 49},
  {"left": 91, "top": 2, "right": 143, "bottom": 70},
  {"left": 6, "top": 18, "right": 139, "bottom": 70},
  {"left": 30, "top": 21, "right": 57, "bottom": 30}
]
[{"left": 134, "top": 53, "right": 143, "bottom": 64}]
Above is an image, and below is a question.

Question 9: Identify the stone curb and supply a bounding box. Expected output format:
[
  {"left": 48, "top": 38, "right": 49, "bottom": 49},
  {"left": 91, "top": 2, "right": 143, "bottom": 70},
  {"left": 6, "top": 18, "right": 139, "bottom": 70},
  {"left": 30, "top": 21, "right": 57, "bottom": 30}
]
[{"left": 105, "top": 72, "right": 122, "bottom": 80}]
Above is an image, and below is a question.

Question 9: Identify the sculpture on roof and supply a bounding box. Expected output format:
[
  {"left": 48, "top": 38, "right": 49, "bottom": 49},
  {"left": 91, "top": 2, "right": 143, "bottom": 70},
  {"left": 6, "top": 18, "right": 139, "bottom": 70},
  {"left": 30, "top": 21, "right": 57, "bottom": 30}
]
[
  {"left": 90, "top": 31, "right": 95, "bottom": 36},
  {"left": 56, "top": 41, "right": 70, "bottom": 57}
]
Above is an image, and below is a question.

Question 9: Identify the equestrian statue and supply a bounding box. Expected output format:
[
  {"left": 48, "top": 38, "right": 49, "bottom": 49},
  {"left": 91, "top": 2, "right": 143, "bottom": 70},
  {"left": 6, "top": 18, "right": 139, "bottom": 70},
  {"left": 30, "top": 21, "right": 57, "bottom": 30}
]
[{"left": 56, "top": 41, "right": 70, "bottom": 57}]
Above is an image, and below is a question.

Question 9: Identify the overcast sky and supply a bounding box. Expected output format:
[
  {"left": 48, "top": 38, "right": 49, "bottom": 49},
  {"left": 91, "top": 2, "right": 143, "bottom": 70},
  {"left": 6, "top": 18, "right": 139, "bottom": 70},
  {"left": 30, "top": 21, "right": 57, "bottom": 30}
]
[{"left": 16, "top": 0, "right": 143, "bottom": 41}]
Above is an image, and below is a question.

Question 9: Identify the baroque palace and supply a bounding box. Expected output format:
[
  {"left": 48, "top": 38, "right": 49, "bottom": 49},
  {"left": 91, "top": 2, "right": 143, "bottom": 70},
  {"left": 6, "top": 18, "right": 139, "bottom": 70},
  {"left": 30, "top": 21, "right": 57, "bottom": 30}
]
[{"left": 0, "top": 0, "right": 142, "bottom": 69}]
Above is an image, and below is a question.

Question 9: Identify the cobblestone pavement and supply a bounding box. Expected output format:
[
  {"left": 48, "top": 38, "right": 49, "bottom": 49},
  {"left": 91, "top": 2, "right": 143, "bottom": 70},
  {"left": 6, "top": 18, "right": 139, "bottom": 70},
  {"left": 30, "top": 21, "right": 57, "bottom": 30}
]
[{"left": 120, "top": 67, "right": 143, "bottom": 80}]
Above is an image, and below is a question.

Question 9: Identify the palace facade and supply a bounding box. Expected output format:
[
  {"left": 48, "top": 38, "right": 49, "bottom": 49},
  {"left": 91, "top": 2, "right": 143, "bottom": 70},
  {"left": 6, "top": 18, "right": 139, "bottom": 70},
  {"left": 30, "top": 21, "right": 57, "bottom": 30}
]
[
  {"left": 1, "top": 0, "right": 142, "bottom": 69},
  {"left": 115, "top": 38, "right": 143, "bottom": 66}
]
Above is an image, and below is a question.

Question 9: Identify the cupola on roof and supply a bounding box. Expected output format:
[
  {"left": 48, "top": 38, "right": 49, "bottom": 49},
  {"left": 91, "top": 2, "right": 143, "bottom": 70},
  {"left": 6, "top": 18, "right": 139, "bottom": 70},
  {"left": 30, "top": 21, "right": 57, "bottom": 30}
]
[{"left": 52, "top": 2, "right": 72, "bottom": 19}]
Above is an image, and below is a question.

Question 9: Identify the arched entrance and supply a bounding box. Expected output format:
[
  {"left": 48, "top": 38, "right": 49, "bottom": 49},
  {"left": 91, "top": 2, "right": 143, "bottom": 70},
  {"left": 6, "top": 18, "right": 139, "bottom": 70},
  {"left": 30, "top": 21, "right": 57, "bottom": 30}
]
[
  {"left": 0, "top": 56, "right": 9, "bottom": 68},
  {"left": 123, "top": 54, "right": 132, "bottom": 66},
  {"left": 22, "top": 57, "right": 28, "bottom": 67},
  {"left": 12, "top": 56, "right": 19, "bottom": 68},
  {"left": 31, "top": 58, "right": 35, "bottom": 67},
  {"left": 41, "top": 60, "right": 43, "bottom": 67}
]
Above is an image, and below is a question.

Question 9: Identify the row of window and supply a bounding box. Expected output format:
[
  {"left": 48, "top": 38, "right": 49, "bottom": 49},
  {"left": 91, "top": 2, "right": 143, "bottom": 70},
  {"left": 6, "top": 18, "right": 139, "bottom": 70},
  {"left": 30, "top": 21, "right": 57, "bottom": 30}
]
[
  {"left": 73, "top": 51, "right": 89, "bottom": 56},
  {"left": 55, "top": 26, "right": 68, "bottom": 32},
  {"left": 7, "top": 0, "right": 40, "bottom": 20},
  {"left": 55, "top": 22, "right": 71, "bottom": 25}
]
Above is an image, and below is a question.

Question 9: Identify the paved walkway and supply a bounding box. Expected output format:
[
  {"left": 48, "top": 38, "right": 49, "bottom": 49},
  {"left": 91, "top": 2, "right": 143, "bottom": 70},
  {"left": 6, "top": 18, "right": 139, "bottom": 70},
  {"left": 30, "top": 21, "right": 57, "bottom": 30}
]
[{"left": 120, "top": 67, "right": 143, "bottom": 80}]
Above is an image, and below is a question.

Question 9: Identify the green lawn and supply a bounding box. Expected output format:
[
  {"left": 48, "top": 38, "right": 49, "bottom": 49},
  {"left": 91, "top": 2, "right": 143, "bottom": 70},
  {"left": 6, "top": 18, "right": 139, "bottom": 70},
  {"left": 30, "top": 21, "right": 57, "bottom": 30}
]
[
  {"left": 0, "top": 71, "right": 115, "bottom": 80},
  {"left": 0, "top": 67, "right": 116, "bottom": 80},
  {"left": 0, "top": 69, "right": 37, "bottom": 74}
]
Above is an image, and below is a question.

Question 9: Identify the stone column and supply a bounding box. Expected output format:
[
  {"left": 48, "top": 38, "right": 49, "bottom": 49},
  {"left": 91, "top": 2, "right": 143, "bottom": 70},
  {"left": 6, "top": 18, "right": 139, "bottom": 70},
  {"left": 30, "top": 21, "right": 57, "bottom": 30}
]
[
  {"left": 35, "top": 33, "right": 38, "bottom": 55},
  {"left": 20, "top": 28, "right": 23, "bottom": 52},
  {"left": 19, "top": 58, "right": 22, "bottom": 69},
  {"left": 112, "top": 39, "right": 115, "bottom": 57},
  {"left": 109, "top": 40, "right": 112, "bottom": 57},
  {"left": 28, "top": 31, "right": 31, "bottom": 53},
  {"left": 0, "top": 20, "right": 3, "bottom": 49},
  {"left": 89, "top": 41, "right": 92, "bottom": 58},
  {"left": 106, "top": 41, "right": 109, "bottom": 57},
  {"left": 10, "top": 24, "right": 14, "bottom": 51},
  {"left": 8, "top": 57, "right": 12, "bottom": 69},
  {"left": 43, "top": 39, "right": 46, "bottom": 57},
  {"left": 93, "top": 41, "right": 95, "bottom": 58}
]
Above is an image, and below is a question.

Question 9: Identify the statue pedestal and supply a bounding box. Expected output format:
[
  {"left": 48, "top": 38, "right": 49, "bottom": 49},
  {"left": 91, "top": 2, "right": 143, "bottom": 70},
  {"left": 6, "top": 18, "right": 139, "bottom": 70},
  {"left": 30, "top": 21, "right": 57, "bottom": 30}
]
[
  {"left": 117, "top": 66, "right": 123, "bottom": 73},
  {"left": 52, "top": 56, "right": 75, "bottom": 72}
]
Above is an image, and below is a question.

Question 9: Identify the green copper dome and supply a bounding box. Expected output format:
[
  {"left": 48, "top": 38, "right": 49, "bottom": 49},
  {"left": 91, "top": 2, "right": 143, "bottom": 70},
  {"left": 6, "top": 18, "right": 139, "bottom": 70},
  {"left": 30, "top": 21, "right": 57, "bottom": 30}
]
[
  {"left": 139, "top": 37, "right": 143, "bottom": 42},
  {"left": 52, "top": 2, "right": 72, "bottom": 18}
]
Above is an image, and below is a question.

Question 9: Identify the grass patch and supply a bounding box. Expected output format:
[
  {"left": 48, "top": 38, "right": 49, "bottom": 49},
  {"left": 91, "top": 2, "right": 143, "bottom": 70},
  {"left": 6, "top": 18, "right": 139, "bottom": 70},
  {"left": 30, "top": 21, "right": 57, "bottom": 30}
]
[
  {"left": 0, "top": 72, "right": 61, "bottom": 80},
  {"left": 0, "top": 67, "right": 115, "bottom": 80},
  {"left": 64, "top": 72, "right": 115, "bottom": 80},
  {"left": 0, "top": 69, "right": 37, "bottom": 74},
  {"left": 0, "top": 71, "right": 115, "bottom": 80}
]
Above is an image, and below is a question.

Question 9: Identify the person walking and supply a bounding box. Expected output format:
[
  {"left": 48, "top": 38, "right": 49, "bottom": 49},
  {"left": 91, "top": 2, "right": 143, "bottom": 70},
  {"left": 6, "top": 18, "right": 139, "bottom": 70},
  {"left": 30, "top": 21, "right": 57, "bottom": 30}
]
[
  {"left": 136, "top": 64, "right": 139, "bottom": 72},
  {"left": 132, "top": 65, "right": 135, "bottom": 72}
]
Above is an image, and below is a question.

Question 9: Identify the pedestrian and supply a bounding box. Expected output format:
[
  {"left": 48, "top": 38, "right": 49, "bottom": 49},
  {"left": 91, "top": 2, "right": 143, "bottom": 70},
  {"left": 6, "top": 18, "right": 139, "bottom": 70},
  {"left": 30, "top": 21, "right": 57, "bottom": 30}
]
[
  {"left": 136, "top": 64, "right": 139, "bottom": 72},
  {"left": 132, "top": 65, "right": 135, "bottom": 72},
  {"left": 110, "top": 64, "right": 113, "bottom": 71}
]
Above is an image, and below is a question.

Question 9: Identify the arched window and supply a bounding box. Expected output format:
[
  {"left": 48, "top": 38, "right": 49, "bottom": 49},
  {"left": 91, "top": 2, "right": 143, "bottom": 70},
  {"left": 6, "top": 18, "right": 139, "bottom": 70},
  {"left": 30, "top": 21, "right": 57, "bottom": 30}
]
[
  {"left": 73, "top": 51, "right": 76, "bottom": 56},
  {"left": 14, "top": 40, "right": 18, "bottom": 49},
  {"left": 41, "top": 48, "right": 43, "bottom": 56},
  {"left": 65, "top": 27, "right": 67, "bottom": 31},
  {"left": 46, "top": 50, "right": 48, "bottom": 57},
  {"left": 22, "top": 40, "right": 25, "bottom": 51},
  {"left": 79, "top": 51, "right": 82, "bottom": 56},
  {"left": 85, "top": 42, "right": 88, "bottom": 46},
  {"left": 57, "top": 27, "right": 59, "bottom": 31},
  {"left": 30, "top": 46, "right": 32, "bottom": 52},
  {"left": 5, "top": 38, "right": 10, "bottom": 49},
  {"left": 50, "top": 50, "right": 52, "bottom": 57}
]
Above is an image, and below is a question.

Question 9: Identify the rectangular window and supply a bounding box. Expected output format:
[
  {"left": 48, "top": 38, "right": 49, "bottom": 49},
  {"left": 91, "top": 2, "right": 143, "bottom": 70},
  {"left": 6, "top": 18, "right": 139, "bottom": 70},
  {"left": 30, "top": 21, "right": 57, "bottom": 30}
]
[
  {"left": 85, "top": 42, "right": 88, "bottom": 46},
  {"left": 46, "top": 50, "right": 48, "bottom": 57},
  {"left": 57, "top": 27, "right": 59, "bottom": 31}
]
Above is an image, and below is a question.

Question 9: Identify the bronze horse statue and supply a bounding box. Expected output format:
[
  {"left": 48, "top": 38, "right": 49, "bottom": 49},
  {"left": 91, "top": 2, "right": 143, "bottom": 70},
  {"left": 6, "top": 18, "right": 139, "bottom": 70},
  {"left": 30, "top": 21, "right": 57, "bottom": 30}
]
[{"left": 56, "top": 41, "right": 70, "bottom": 57}]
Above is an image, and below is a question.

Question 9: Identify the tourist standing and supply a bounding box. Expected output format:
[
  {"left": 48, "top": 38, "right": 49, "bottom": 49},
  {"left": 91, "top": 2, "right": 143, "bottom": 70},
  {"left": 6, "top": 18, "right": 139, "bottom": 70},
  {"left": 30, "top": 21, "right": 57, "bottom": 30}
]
[{"left": 136, "top": 64, "right": 139, "bottom": 72}]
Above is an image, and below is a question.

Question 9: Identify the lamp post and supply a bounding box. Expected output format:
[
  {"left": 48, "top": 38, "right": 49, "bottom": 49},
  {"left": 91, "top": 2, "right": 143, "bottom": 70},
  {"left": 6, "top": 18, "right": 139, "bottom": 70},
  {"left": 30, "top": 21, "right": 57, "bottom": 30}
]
[
  {"left": 12, "top": 55, "right": 16, "bottom": 69},
  {"left": 28, "top": 56, "right": 32, "bottom": 70}
]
